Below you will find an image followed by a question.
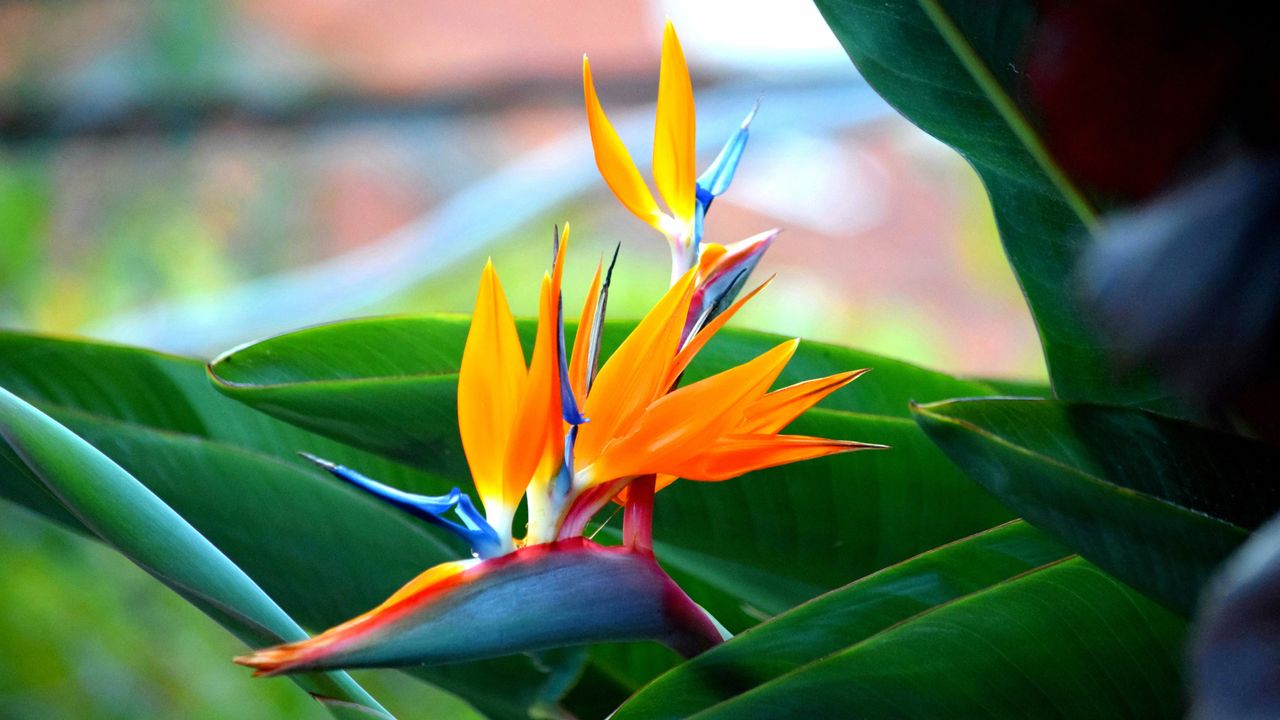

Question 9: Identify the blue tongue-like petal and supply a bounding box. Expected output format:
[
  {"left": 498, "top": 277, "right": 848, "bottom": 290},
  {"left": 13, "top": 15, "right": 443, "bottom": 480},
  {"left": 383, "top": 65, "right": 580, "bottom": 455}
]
[
  {"left": 299, "top": 453, "right": 502, "bottom": 558},
  {"left": 585, "top": 243, "right": 620, "bottom": 396},
  {"left": 553, "top": 224, "right": 588, "bottom": 426},
  {"left": 695, "top": 102, "right": 758, "bottom": 210},
  {"left": 557, "top": 294, "right": 587, "bottom": 425}
]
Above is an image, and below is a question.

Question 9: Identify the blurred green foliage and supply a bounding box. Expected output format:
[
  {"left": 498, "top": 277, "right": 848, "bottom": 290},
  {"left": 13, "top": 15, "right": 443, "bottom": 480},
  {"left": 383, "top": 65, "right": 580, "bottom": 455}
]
[
  {"left": 0, "top": 509, "right": 324, "bottom": 720},
  {"left": 0, "top": 505, "right": 483, "bottom": 719},
  {"left": 0, "top": 160, "right": 49, "bottom": 325}
]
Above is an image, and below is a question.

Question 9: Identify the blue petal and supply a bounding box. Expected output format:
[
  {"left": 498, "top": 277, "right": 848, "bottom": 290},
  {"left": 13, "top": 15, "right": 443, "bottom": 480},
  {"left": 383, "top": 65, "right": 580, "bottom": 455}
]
[
  {"left": 551, "top": 223, "right": 587, "bottom": 425},
  {"left": 688, "top": 229, "right": 776, "bottom": 334},
  {"left": 557, "top": 294, "right": 587, "bottom": 425},
  {"left": 300, "top": 453, "right": 502, "bottom": 557},
  {"left": 584, "top": 244, "right": 620, "bottom": 396},
  {"left": 692, "top": 200, "right": 707, "bottom": 253},
  {"left": 555, "top": 425, "right": 577, "bottom": 501},
  {"left": 695, "top": 102, "right": 757, "bottom": 207},
  {"left": 699, "top": 267, "right": 753, "bottom": 326}
]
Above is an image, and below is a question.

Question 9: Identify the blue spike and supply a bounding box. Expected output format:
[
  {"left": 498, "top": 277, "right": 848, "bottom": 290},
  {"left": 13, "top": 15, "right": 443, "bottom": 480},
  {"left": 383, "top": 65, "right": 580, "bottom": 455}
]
[
  {"left": 299, "top": 453, "right": 502, "bottom": 557},
  {"left": 555, "top": 425, "right": 577, "bottom": 500},
  {"left": 695, "top": 101, "right": 757, "bottom": 210},
  {"left": 556, "top": 294, "right": 587, "bottom": 425},
  {"left": 692, "top": 200, "right": 707, "bottom": 251},
  {"left": 584, "top": 244, "right": 619, "bottom": 396},
  {"left": 452, "top": 493, "right": 494, "bottom": 539},
  {"left": 699, "top": 267, "right": 752, "bottom": 330}
]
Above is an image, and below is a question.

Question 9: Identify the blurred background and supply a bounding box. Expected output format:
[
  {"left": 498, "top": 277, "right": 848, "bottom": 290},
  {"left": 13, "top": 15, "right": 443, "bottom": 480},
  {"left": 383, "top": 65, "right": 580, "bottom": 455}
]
[{"left": 0, "top": 1, "right": 1044, "bottom": 717}]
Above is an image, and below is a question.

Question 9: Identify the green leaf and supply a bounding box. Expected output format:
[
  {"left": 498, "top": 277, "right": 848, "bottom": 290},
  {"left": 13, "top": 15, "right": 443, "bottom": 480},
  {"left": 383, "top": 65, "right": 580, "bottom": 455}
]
[
  {"left": 573, "top": 407, "right": 1011, "bottom": 698},
  {"left": 208, "top": 316, "right": 1019, "bottom": 692},
  {"left": 207, "top": 317, "right": 1015, "bottom": 630},
  {"left": 0, "top": 332, "right": 580, "bottom": 720},
  {"left": 969, "top": 375, "right": 1051, "bottom": 397},
  {"left": 912, "top": 398, "right": 1280, "bottom": 614},
  {"left": 813, "top": 0, "right": 1175, "bottom": 411},
  {"left": 1, "top": 325, "right": 1010, "bottom": 708},
  {"left": 208, "top": 316, "right": 1003, "bottom": 480},
  {"left": 630, "top": 410, "right": 1013, "bottom": 633},
  {"left": 615, "top": 522, "right": 1184, "bottom": 719},
  {"left": 0, "top": 386, "right": 391, "bottom": 720}
]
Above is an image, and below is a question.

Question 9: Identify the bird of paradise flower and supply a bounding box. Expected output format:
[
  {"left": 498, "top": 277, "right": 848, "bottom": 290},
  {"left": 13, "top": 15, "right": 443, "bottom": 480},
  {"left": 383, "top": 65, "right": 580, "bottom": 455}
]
[{"left": 236, "top": 22, "right": 882, "bottom": 676}]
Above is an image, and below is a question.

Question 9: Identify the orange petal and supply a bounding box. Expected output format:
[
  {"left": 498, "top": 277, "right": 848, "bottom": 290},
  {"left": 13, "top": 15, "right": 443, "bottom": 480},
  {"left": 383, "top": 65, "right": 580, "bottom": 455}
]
[
  {"left": 379, "top": 559, "right": 478, "bottom": 608},
  {"left": 551, "top": 223, "right": 569, "bottom": 294},
  {"left": 666, "top": 276, "right": 773, "bottom": 387},
  {"left": 671, "top": 433, "right": 884, "bottom": 481},
  {"left": 696, "top": 242, "right": 728, "bottom": 280},
  {"left": 583, "top": 55, "right": 667, "bottom": 233},
  {"left": 589, "top": 339, "right": 798, "bottom": 482},
  {"left": 653, "top": 20, "right": 696, "bottom": 226},
  {"left": 504, "top": 273, "right": 565, "bottom": 498},
  {"left": 737, "top": 369, "right": 869, "bottom": 434},
  {"left": 575, "top": 268, "right": 698, "bottom": 467},
  {"left": 569, "top": 260, "right": 604, "bottom": 402},
  {"left": 458, "top": 262, "right": 526, "bottom": 514},
  {"left": 234, "top": 558, "right": 477, "bottom": 676}
]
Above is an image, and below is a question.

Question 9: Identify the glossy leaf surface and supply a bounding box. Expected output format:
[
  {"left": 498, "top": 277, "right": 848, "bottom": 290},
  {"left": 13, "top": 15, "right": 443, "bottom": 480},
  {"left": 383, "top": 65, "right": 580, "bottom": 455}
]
[
  {"left": 0, "top": 386, "right": 390, "bottom": 720},
  {"left": 209, "top": 317, "right": 1015, "bottom": 631},
  {"left": 0, "top": 332, "right": 578, "bottom": 720},
  {"left": 813, "top": 0, "right": 1175, "bottom": 412},
  {"left": 208, "top": 316, "right": 1002, "bottom": 478},
  {"left": 913, "top": 398, "right": 1280, "bottom": 614},
  {"left": 211, "top": 316, "right": 1027, "bottom": 696},
  {"left": 616, "top": 525, "right": 1184, "bottom": 719}
]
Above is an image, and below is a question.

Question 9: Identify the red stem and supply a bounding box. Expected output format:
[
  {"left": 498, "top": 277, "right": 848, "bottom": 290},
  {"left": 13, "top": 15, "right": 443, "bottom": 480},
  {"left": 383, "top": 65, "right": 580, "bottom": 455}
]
[{"left": 623, "top": 474, "right": 655, "bottom": 554}]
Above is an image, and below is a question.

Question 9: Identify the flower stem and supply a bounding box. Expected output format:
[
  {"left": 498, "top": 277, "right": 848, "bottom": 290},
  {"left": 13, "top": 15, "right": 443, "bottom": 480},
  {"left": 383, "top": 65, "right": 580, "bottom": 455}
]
[{"left": 623, "top": 474, "right": 655, "bottom": 553}]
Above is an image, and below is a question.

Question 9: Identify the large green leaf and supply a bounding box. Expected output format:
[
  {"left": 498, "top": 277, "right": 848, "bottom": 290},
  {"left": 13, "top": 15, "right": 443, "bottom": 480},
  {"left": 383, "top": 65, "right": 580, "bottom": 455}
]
[
  {"left": 208, "top": 316, "right": 1003, "bottom": 480},
  {"left": 208, "top": 317, "right": 1014, "bottom": 625},
  {"left": 913, "top": 398, "right": 1280, "bottom": 614},
  {"left": 0, "top": 386, "right": 390, "bottom": 720},
  {"left": 637, "top": 410, "right": 1013, "bottom": 632},
  {"left": 0, "top": 333, "right": 581, "bottom": 720},
  {"left": 211, "top": 317, "right": 1017, "bottom": 686},
  {"left": 2, "top": 325, "right": 1014, "bottom": 709},
  {"left": 0, "top": 332, "right": 455, "bottom": 497},
  {"left": 813, "top": 0, "right": 1174, "bottom": 411},
  {"left": 574, "top": 406, "right": 1016, "bottom": 697},
  {"left": 614, "top": 523, "right": 1184, "bottom": 719}
]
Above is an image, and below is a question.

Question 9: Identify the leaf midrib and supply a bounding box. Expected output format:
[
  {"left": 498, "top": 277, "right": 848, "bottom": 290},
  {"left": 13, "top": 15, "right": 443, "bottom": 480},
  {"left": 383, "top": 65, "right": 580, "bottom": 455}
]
[
  {"left": 912, "top": 401, "right": 1249, "bottom": 533},
  {"left": 914, "top": 0, "right": 1098, "bottom": 228},
  {"left": 31, "top": 402, "right": 460, "bottom": 558},
  {"left": 681, "top": 554, "right": 1080, "bottom": 719}
]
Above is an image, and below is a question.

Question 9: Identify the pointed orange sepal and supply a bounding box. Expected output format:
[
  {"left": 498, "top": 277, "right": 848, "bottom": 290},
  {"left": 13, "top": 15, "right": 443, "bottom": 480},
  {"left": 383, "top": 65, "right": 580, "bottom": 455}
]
[
  {"left": 504, "top": 273, "right": 565, "bottom": 495},
  {"left": 666, "top": 276, "right": 774, "bottom": 388},
  {"left": 569, "top": 259, "right": 604, "bottom": 401},
  {"left": 457, "top": 261, "right": 526, "bottom": 516},
  {"left": 576, "top": 268, "right": 698, "bottom": 468},
  {"left": 737, "top": 369, "right": 869, "bottom": 435},
  {"left": 653, "top": 20, "right": 696, "bottom": 226},
  {"left": 583, "top": 55, "right": 667, "bottom": 233},
  {"left": 589, "top": 339, "right": 799, "bottom": 481},
  {"left": 672, "top": 433, "right": 887, "bottom": 482}
]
